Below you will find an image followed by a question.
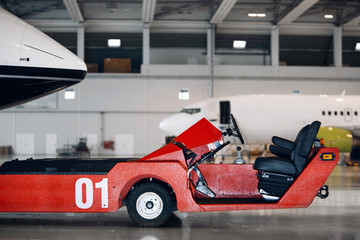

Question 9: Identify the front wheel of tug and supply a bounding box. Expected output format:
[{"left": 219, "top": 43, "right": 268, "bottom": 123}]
[{"left": 127, "top": 182, "right": 173, "bottom": 227}]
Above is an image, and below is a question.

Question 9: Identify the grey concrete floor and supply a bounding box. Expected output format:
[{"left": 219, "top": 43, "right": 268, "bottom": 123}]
[{"left": 0, "top": 165, "right": 360, "bottom": 239}]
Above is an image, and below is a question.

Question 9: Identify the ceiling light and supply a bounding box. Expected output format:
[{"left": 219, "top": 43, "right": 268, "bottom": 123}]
[
  {"left": 248, "top": 13, "right": 266, "bottom": 17},
  {"left": 233, "top": 40, "right": 246, "bottom": 49},
  {"left": 324, "top": 14, "right": 333, "bottom": 19},
  {"left": 355, "top": 43, "right": 360, "bottom": 51},
  {"left": 108, "top": 39, "right": 121, "bottom": 47}
]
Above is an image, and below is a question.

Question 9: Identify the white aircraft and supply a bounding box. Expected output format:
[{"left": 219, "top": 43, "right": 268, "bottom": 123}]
[
  {"left": 0, "top": 8, "right": 87, "bottom": 110},
  {"left": 160, "top": 94, "right": 359, "bottom": 154}
]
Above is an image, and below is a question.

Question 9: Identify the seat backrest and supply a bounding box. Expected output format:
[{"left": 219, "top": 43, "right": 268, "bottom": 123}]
[
  {"left": 269, "top": 136, "right": 294, "bottom": 159},
  {"left": 291, "top": 121, "right": 321, "bottom": 174},
  {"left": 272, "top": 136, "right": 294, "bottom": 151},
  {"left": 269, "top": 144, "right": 291, "bottom": 159}
]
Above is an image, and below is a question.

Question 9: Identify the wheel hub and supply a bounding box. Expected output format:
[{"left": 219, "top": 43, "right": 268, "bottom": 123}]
[
  {"left": 146, "top": 201, "right": 154, "bottom": 209},
  {"left": 136, "top": 192, "right": 163, "bottom": 220}
]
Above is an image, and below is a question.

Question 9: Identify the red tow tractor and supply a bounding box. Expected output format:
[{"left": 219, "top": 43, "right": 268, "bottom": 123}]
[{"left": 0, "top": 115, "right": 338, "bottom": 227}]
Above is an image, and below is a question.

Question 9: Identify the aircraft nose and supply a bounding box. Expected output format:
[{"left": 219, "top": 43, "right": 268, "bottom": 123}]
[
  {"left": 73, "top": 55, "right": 87, "bottom": 72},
  {"left": 159, "top": 115, "right": 181, "bottom": 135},
  {"left": 159, "top": 113, "right": 203, "bottom": 136},
  {"left": 71, "top": 55, "right": 87, "bottom": 80},
  {"left": 20, "top": 22, "right": 87, "bottom": 79}
]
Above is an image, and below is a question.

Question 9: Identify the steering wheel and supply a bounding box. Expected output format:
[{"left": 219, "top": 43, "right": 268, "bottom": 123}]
[{"left": 230, "top": 114, "right": 244, "bottom": 144}]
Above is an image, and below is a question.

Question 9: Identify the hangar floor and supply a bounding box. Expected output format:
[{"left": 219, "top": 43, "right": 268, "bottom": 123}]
[{"left": 0, "top": 163, "right": 359, "bottom": 239}]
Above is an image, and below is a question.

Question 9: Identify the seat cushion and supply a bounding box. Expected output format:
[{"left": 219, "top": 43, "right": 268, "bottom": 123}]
[{"left": 253, "top": 157, "right": 297, "bottom": 175}]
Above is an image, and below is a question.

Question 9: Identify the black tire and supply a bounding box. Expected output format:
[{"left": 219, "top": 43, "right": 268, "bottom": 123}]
[{"left": 127, "top": 182, "right": 173, "bottom": 227}]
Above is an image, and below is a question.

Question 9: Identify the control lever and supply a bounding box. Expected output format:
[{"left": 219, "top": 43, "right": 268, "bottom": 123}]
[
  {"left": 233, "top": 146, "right": 246, "bottom": 164},
  {"left": 172, "top": 140, "right": 197, "bottom": 160},
  {"left": 193, "top": 141, "right": 230, "bottom": 168},
  {"left": 172, "top": 140, "right": 197, "bottom": 167},
  {"left": 188, "top": 141, "right": 229, "bottom": 198}
]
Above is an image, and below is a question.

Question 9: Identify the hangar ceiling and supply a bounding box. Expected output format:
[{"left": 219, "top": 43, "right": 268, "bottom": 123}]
[
  {"left": 1, "top": 0, "right": 360, "bottom": 69},
  {"left": 2, "top": 0, "right": 360, "bottom": 27}
]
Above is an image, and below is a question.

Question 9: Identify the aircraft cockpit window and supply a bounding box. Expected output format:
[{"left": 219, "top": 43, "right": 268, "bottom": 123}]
[{"left": 180, "top": 108, "right": 201, "bottom": 114}]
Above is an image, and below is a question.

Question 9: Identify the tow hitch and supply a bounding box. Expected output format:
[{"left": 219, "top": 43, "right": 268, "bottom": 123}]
[{"left": 317, "top": 185, "right": 329, "bottom": 199}]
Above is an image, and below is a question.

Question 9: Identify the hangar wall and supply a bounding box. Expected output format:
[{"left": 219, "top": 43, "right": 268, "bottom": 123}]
[
  {"left": 150, "top": 48, "right": 269, "bottom": 65},
  {"left": 1, "top": 65, "right": 360, "bottom": 157}
]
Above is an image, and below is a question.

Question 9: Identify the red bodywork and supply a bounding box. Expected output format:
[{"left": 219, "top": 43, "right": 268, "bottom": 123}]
[{"left": 0, "top": 118, "right": 338, "bottom": 213}]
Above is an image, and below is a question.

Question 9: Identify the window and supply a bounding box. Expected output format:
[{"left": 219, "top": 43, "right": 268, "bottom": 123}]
[
  {"left": 108, "top": 39, "right": 121, "bottom": 47},
  {"left": 340, "top": 111, "right": 344, "bottom": 116},
  {"left": 356, "top": 42, "right": 360, "bottom": 51},
  {"left": 355, "top": 111, "right": 358, "bottom": 116},
  {"left": 179, "top": 89, "right": 189, "bottom": 100},
  {"left": 334, "top": 111, "right": 338, "bottom": 116},
  {"left": 64, "top": 89, "right": 75, "bottom": 100},
  {"left": 233, "top": 40, "right": 246, "bottom": 49},
  {"left": 180, "top": 108, "right": 201, "bottom": 114},
  {"left": 322, "top": 111, "right": 325, "bottom": 116},
  {"left": 328, "top": 111, "right": 332, "bottom": 116}
]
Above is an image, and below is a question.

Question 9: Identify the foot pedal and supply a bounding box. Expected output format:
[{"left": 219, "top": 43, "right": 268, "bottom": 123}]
[
  {"left": 196, "top": 181, "right": 216, "bottom": 198},
  {"left": 259, "top": 189, "right": 279, "bottom": 201}
]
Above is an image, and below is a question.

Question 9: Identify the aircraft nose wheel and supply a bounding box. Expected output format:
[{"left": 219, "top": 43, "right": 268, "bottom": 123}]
[{"left": 317, "top": 185, "right": 329, "bottom": 199}]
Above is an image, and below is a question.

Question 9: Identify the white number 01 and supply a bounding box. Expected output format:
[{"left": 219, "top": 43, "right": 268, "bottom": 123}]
[{"left": 75, "top": 178, "right": 108, "bottom": 209}]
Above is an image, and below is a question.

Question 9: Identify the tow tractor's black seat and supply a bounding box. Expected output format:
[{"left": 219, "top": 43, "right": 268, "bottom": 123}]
[
  {"left": 253, "top": 121, "right": 321, "bottom": 197},
  {"left": 268, "top": 136, "right": 294, "bottom": 159}
]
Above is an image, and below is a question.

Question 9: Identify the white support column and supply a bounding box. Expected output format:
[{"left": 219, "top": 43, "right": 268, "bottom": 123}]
[
  {"left": 207, "top": 25, "right": 215, "bottom": 98},
  {"left": 143, "top": 23, "right": 150, "bottom": 65},
  {"left": 77, "top": 25, "right": 85, "bottom": 61},
  {"left": 207, "top": 26, "right": 215, "bottom": 65},
  {"left": 271, "top": 25, "right": 279, "bottom": 66},
  {"left": 333, "top": 26, "right": 342, "bottom": 67}
]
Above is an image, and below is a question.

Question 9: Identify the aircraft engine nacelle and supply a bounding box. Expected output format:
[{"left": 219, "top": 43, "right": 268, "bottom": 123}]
[{"left": 317, "top": 127, "right": 352, "bottom": 153}]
